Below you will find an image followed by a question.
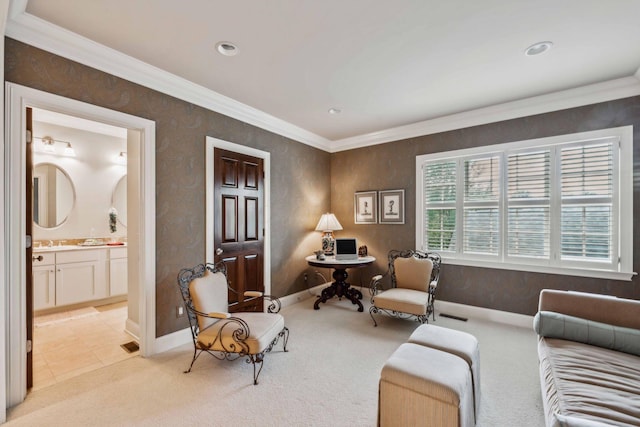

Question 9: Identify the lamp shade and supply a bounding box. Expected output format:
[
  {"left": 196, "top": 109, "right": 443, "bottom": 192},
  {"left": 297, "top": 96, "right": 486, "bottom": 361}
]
[{"left": 315, "top": 213, "right": 343, "bottom": 232}]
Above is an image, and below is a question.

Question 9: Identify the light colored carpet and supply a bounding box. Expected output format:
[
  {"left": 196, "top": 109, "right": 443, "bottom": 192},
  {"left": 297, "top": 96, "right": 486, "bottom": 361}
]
[{"left": 7, "top": 296, "right": 545, "bottom": 426}]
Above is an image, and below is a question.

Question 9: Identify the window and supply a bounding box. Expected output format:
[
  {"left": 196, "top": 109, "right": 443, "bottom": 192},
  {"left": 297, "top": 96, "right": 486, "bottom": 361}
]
[{"left": 416, "top": 126, "right": 634, "bottom": 280}]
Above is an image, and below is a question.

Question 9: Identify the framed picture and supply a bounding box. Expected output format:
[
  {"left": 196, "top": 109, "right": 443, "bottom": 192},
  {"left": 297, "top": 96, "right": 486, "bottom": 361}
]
[
  {"left": 379, "top": 189, "right": 404, "bottom": 224},
  {"left": 354, "top": 191, "right": 377, "bottom": 224}
]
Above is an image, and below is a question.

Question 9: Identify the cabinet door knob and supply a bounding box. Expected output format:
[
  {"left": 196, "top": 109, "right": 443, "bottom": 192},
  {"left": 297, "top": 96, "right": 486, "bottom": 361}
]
[{"left": 33, "top": 255, "right": 43, "bottom": 262}]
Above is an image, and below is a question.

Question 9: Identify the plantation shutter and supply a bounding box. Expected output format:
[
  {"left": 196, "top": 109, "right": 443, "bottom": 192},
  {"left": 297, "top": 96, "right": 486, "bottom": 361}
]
[
  {"left": 507, "top": 150, "right": 550, "bottom": 258},
  {"left": 463, "top": 155, "right": 500, "bottom": 255},
  {"left": 560, "top": 142, "right": 613, "bottom": 262},
  {"left": 423, "top": 161, "right": 456, "bottom": 252}
]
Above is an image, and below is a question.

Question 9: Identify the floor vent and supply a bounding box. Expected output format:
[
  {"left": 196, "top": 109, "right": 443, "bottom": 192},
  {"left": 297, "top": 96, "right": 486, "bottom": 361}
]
[{"left": 120, "top": 341, "right": 140, "bottom": 353}]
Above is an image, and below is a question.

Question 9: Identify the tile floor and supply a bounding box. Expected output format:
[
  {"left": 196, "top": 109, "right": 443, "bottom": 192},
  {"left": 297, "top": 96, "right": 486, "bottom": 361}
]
[{"left": 33, "top": 301, "right": 138, "bottom": 390}]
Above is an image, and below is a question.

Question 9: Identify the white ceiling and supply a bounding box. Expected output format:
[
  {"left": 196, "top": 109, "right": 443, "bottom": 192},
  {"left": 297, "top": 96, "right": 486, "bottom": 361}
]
[{"left": 7, "top": 0, "right": 640, "bottom": 152}]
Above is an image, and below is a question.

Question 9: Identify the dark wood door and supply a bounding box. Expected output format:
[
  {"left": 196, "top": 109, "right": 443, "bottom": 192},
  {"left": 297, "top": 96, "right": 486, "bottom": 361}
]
[
  {"left": 26, "top": 107, "right": 34, "bottom": 389},
  {"left": 213, "top": 148, "right": 264, "bottom": 312}
]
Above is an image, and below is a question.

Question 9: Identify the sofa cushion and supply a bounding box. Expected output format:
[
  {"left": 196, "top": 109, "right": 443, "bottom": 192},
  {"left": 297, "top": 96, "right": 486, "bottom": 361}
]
[
  {"left": 534, "top": 311, "right": 640, "bottom": 357},
  {"left": 538, "top": 338, "right": 640, "bottom": 427}
]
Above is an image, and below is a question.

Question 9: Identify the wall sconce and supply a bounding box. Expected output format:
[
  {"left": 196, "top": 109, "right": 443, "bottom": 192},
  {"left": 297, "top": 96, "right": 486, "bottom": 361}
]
[{"left": 315, "top": 213, "right": 343, "bottom": 256}]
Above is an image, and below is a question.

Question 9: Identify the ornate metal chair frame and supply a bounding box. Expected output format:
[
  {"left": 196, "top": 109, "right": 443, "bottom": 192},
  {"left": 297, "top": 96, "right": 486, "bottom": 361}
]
[
  {"left": 369, "top": 249, "right": 441, "bottom": 326},
  {"left": 177, "top": 262, "right": 289, "bottom": 385}
]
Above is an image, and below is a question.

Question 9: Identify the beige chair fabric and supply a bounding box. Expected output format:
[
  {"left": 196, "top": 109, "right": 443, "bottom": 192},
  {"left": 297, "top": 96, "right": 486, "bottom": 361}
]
[
  {"left": 197, "top": 312, "right": 285, "bottom": 354},
  {"left": 189, "top": 271, "right": 229, "bottom": 330},
  {"left": 393, "top": 257, "right": 433, "bottom": 292},
  {"left": 369, "top": 250, "right": 441, "bottom": 326},
  {"left": 372, "top": 288, "right": 430, "bottom": 316}
]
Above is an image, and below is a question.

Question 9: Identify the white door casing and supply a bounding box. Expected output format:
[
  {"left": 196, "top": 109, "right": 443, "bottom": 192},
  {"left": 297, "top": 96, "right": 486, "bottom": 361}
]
[{"left": 3, "top": 83, "right": 156, "bottom": 407}]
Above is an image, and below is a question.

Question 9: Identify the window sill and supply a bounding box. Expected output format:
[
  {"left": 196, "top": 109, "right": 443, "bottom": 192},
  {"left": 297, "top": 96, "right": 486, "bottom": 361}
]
[{"left": 440, "top": 257, "right": 636, "bottom": 281}]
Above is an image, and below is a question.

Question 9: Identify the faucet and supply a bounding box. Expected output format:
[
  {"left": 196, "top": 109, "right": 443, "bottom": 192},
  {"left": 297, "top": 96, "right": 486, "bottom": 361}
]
[{"left": 47, "top": 240, "right": 53, "bottom": 248}]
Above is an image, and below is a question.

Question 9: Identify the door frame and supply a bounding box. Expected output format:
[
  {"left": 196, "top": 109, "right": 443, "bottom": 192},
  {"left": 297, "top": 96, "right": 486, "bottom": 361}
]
[
  {"left": 205, "top": 137, "right": 271, "bottom": 299},
  {"left": 3, "top": 83, "right": 156, "bottom": 407}
]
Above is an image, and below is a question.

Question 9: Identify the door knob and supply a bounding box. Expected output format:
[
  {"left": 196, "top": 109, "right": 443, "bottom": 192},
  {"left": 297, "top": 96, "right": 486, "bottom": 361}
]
[{"left": 216, "top": 248, "right": 223, "bottom": 256}]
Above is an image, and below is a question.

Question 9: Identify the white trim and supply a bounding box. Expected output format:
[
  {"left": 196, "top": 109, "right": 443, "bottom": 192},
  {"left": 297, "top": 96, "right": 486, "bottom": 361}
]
[
  {"left": 5, "top": 6, "right": 640, "bottom": 154},
  {"left": 205, "top": 137, "right": 272, "bottom": 301},
  {"left": 436, "top": 300, "right": 534, "bottom": 330},
  {"left": 0, "top": 0, "right": 11, "bottom": 421},
  {"left": 3, "top": 83, "right": 156, "bottom": 408}
]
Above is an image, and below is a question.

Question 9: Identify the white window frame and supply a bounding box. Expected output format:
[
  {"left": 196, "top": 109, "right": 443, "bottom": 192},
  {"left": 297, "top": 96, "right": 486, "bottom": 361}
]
[{"left": 416, "top": 126, "right": 635, "bottom": 281}]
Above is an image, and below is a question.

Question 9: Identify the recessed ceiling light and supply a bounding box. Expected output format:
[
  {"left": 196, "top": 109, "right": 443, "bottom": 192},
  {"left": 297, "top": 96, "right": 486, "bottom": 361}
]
[
  {"left": 216, "top": 41, "right": 238, "bottom": 56},
  {"left": 525, "top": 41, "right": 553, "bottom": 56},
  {"left": 328, "top": 108, "right": 341, "bottom": 114}
]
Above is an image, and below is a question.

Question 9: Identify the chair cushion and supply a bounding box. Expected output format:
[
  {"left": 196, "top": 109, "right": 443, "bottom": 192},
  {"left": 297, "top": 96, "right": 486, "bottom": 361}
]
[
  {"left": 197, "top": 312, "right": 285, "bottom": 355},
  {"left": 373, "top": 288, "right": 430, "bottom": 316},
  {"left": 189, "top": 271, "right": 229, "bottom": 330},
  {"left": 394, "top": 257, "right": 433, "bottom": 292}
]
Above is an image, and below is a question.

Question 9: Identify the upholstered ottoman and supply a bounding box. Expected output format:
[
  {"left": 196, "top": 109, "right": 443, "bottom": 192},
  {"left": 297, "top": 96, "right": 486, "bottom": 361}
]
[
  {"left": 408, "top": 324, "right": 481, "bottom": 422},
  {"left": 379, "top": 343, "right": 474, "bottom": 427}
]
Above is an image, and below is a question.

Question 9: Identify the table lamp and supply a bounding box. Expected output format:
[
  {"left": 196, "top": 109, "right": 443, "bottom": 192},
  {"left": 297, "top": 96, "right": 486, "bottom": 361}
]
[{"left": 315, "top": 213, "right": 343, "bottom": 256}]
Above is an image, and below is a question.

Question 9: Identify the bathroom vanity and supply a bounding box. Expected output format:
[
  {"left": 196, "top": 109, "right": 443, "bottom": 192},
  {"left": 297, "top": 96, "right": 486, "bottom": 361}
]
[{"left": 32, "top": 245, "right": 127, "bottom": 312}]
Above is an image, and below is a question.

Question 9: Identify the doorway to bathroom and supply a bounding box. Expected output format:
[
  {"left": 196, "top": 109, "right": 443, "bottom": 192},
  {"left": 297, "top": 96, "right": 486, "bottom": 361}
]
[
  {"left": 4, "top": 83, "right": 156, "bottom": 408},
  {"left": 30, "top": 107, "right": 136, "bottom": 389}
]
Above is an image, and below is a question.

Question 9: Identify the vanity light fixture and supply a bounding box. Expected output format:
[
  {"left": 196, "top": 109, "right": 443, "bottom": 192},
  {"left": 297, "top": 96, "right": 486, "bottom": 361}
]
[
  {"left": 64, "top": 142, "right": 76, "bottom": 157},
  {"left": 41, "top": 136, "right": 56, "bottom": 153},
  {"left": 216, "top": 41, "right": 239, "bottom": 56},
  {"left": 525, "top": 41, "right": 553, "bottom": 56}
]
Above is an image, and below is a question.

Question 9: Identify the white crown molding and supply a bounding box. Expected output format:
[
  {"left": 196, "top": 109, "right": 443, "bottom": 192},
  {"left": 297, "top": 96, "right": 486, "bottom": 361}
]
[
  {"left": 5, "top": 9, "right": 333, "bottom": 152},
  {"left": 5, "top": 5, "right": 640, "bottom": 154},
  {"left": 331, "top": 76, "right": 640, "bottom": 152}
]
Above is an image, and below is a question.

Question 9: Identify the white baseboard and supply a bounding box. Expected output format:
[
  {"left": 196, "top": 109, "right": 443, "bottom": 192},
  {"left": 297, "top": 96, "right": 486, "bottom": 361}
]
[
  {"left": 125, "top": 318, "right": 140, "bottom": 340},
  {"left": 279, "top": 284, "right": 329, "bottom": 308},
  {"left": 153, "top": 327, "right": 193, "bottom": 354},
  {"left": 436, "top": 300, "right": 534, "bottom": 329}
]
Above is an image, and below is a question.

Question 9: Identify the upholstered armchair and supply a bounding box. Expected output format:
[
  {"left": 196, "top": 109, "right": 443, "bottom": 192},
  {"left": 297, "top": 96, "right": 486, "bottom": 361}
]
[
  {"left": 369, "top": 249, "right": 441, "bottom": 327},
  {"left": 177, "top": 262, "right": 289, "bottom": 385}
]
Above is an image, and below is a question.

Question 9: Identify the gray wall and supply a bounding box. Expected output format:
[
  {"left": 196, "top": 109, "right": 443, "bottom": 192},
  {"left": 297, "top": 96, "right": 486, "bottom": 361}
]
[
  {"left": 331, "top": 97, "right": 640, "bottom": 315},
  {"left": 5, "top": 38, "right": 331, "bottom": 337}
]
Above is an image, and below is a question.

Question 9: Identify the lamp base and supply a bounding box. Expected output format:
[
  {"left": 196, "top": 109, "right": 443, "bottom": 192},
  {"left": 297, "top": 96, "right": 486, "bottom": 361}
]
[{"left": 321, "top": 232, "right": 335, "bottom": 256}]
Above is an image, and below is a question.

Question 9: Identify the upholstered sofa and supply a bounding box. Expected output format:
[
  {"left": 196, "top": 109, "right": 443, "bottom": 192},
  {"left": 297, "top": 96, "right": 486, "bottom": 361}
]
[{"left": 534, "top": 289, "right": 640, "bottom": 427}]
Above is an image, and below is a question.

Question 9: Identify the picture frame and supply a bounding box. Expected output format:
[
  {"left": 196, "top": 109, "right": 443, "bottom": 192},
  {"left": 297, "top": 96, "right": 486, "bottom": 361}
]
[
  {"left": 379, "top": 189, "right": 404, "bottom": 224},
  {"left": 354, "top": 191, "right": 377, "bottom": 224}
]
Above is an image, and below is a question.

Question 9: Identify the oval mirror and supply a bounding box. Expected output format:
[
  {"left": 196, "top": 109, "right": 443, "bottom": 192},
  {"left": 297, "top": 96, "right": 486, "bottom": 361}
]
[
  {"left": 33, "top": 163, "right": 76, "bottom": 228},
  {"left": 112, "top": 174, "right": 127, "bottom": 227}
]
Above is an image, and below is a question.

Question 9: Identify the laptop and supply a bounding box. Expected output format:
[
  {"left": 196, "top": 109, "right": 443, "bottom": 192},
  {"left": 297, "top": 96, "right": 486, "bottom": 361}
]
[{"left": 335, "top": 238, "right": 358, "bottom": 260}]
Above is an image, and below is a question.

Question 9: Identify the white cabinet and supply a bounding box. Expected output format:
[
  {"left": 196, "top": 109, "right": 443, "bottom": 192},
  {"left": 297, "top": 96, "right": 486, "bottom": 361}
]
[
  {"left": 109, "top": 247, "right": 128, "bottom": 296},
  {"left": 54, "top": 249, "right": 108, "bottom": 307},
  {"left": 32, "top": 247, "right": 125, "bottom": 311},
  {"left": 33, "top": 253, "right": 56, "bottom": 310}
]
